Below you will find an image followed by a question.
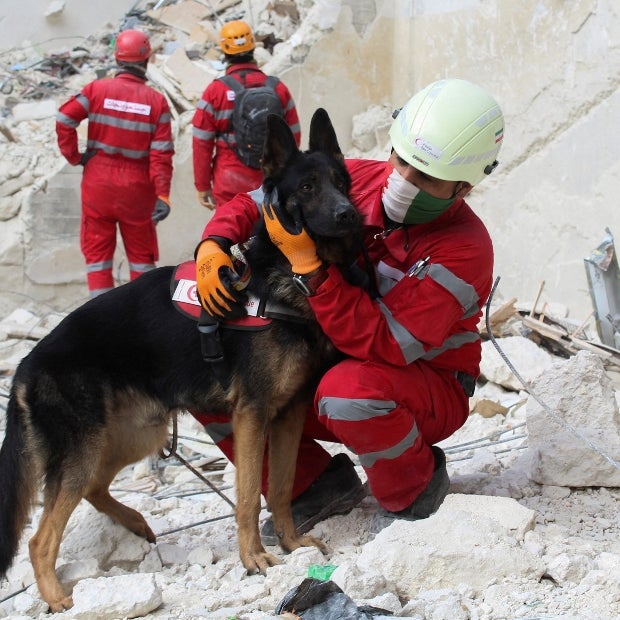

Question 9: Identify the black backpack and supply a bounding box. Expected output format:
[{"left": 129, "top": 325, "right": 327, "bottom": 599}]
[{"left": 219, "top": 74, "right": 285, "bottom": 169}]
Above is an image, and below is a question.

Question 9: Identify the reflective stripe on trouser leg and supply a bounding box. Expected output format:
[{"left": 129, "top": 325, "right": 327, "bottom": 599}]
[
  {"left": 129, "top": 262, "right": 156, "bottom": 281},
  {"left": 86, "top": 260, "right": 114, "bottom": 294},
  {"left": 118, "top": 218, "right": 159, "bottom": 281},
  {"left": 187, "top": 410, "right": 333, "bottom": 499},
  {"left": 315, "top": 358, "right": 469, "bottom": 512},
  {"left": 81, "top": 208, "right": 117, "bottom": 293}
]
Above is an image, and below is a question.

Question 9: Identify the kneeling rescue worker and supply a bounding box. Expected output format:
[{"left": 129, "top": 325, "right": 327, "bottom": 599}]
[{"left": 192, "top": 79, "right": 505, "bottom": 539}]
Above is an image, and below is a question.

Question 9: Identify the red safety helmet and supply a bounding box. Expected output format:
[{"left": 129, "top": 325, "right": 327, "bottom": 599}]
[{"left": 114, "top": 29, "right": 151, "bottom": 63}]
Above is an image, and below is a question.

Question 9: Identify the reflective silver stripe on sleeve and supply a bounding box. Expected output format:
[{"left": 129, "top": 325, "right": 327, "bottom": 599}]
[
  {"left": 76, "top": 93, "right": 89, "bottom": 111},
  {"left": 56, "top": 111, "right": 80, "bottom": 128},
  {"left": 89, "top": 113, "right": 155, "bottom": 133},
  {"left": 317, "top": 396, "right": 397, "bottom": 421},
  {"left": 288, "top": 121, "right": 301, "bottom": 134},
  {"left": 421, "top": 330, "right": 480, "bottom": 360},
  {"left": 193, "top": 127, "right": 215, "bottom": 140},
  {"left": 214, "top": 108, "right": 233, "bottom": 122},
  {"left": 358, "top": 422, "right": 419, "bottom": 468},
  {"left": 377, "top": 299, "right": 480, "bottom": 363},
  {"left": 377, "top": 299, "right": 426, "bottom": 363},
  {"left": 203, "top": 421, "right": 232, "bottom": 444},
  {"left": 423, "top": 263, "right": 481, "bottom": 318},
  {"left": 159, "top": 112, "right": 171, "bottom": 123},
  {"left": 151, "top": 140, "right": 174, "bottom": 151}
]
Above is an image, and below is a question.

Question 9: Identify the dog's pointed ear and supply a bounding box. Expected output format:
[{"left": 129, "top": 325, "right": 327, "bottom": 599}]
[
  {"left": 262, "top": 114, "right": 299, "bottom": 179},
  {"left": 308, "top": 108, "right": 344, "bottom": 163}
]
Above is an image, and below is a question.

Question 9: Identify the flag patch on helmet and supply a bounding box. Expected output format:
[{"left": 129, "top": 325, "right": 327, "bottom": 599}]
[{"left": 495, "top": 128, "right": 504, "bottom": 143}]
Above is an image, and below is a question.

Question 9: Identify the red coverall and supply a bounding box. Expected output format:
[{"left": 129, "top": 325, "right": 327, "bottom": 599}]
[
  {"left": 192, "top": 63, "right": 301, "bottom": 207},
  {"left": 56, "top": 72, "right": 174, "bottom": 296},
  {"left": 192, "top": 159, "right": 494, "bottom": 511}
]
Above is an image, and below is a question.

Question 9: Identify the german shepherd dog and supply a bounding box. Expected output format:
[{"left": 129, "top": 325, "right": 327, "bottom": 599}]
[{"left": 0, "top": 108, "right": 361, "bottom": 612}]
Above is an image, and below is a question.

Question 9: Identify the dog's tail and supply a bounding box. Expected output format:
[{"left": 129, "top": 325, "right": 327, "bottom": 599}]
[{"left": 0, "top": 386, "right": 37, "bottom": 578}]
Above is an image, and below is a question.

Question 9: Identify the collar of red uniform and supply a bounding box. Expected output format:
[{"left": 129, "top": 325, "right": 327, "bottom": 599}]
[
  {"left": 114, "top": 71, "right": 147, "bottom": 83},
  {"left": 226, "top": 62, "right": 260, "bottom": 75}
]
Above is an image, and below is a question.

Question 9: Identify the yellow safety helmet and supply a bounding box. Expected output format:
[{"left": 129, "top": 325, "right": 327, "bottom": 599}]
[
  {"left": 219, "top": 20, "right": 256, "bottom": 55},
  {"left": 389, "top": 79, "right": 505, "bottom": 186}
]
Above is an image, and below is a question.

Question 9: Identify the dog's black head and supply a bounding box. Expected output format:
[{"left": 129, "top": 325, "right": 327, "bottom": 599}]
[{"left": 260, "top": 108, "right": 361, "bottom": 264}]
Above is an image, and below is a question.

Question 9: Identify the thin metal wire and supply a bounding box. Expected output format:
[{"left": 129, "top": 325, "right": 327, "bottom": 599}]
[{"left": 486, "top": 276, "right": 620, "bottom": 471}]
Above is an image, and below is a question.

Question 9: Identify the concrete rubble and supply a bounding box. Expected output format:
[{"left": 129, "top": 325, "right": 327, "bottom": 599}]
[
  {"left": 0, "top": 0, "right": 344, "bottom": 314},
  {"left": 1, "top": 288, "right": 620, "bottom": 618}
]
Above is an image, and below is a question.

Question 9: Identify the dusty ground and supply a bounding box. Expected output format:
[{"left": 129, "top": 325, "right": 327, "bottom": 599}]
[{"left": 1, "top": 326, "right": 619, "bottom": 619}]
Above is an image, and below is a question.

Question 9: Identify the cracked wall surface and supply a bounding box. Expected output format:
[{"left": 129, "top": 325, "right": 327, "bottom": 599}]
[{"left": 2, "top": 0, "right": 619, "bottom": 321}]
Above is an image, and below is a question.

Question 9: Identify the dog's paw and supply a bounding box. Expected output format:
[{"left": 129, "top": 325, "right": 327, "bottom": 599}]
[
  {"left": 48, "top": 594, "right": 73, "bottom": 613},
  {"left": 122, "top": 512, "right": 156, "bottom": 542},
  {"left": 280, "top": 534, "right": 328, "bottom": 555},
  {"left": 243, "top": 550, "right": 281, "bottom": 575}
]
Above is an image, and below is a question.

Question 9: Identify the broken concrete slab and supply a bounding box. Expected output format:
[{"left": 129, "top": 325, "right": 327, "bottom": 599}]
[
  {"left": 527, "top": 350, "right": 620, "bottom": 487},
  {"left": 11, "top": 99, "right": 57, "bottom": 122}
]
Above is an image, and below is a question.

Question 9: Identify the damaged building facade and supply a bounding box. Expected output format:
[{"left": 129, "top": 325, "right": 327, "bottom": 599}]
[{"left": 0, "top": 0, "right": 619, "bottom": 326}]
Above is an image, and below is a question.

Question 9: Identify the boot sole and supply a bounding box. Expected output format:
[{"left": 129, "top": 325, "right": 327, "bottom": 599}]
[{"left": 261, "top": 482, "right": 368, "bottom": 546}]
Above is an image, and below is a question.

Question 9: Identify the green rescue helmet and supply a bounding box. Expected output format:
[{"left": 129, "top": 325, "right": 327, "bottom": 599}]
[{"left": 389, "top": 79, "right": 504, "bottom": 186}]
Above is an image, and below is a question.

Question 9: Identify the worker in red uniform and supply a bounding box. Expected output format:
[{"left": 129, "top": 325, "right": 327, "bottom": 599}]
[
  {"left": 193, "top": 79, "right": 505, "bottom": 541},
  {"left": 192, "top": 20, "right": 301, "bottom": 210},
  {"left": 56, "top": 29, "right": 174, "bottom": 298}
]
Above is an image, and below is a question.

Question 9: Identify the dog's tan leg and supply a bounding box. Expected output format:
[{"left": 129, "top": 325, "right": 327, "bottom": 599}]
[
  {"left": 234, "top": 409, "right": 280, "bottom": 574},
  {"left": 267, "top": 402, "right": 327, "bottom": 555},
  {"left": 85, "top": 485, "right": 156, "bottom": 543},
  {"left": 29, "top": 488, "right": 82, "bottom": 612},
  {"left": 83, "top": 416, "right": 169, "bottom": 541}
]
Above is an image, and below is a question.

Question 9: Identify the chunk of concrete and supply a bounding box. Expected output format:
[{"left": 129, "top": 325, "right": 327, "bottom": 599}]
[{"left": 527, "top": 350, "right": 620, "bottom": 486}]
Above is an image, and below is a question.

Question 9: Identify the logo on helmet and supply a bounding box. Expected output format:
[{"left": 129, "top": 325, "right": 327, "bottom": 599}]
[{"left": 414, "top": 136, "right": 443, "bottom": 161}]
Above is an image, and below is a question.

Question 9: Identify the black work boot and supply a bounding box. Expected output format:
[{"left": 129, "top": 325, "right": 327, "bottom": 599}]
[
  {"left": 370, "top": 446, "right": 450, "bottom": 534},
  {"left": 261, "top": 453, "right": 367, "bottom": 546}
]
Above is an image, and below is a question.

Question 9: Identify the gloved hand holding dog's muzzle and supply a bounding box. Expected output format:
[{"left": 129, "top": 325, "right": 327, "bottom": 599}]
[
  {"left": 195, "top": 239, "right": 247, "bottom": 319},
  {"left": 263, "top": 198, "right": 322, "bottom": 275}
]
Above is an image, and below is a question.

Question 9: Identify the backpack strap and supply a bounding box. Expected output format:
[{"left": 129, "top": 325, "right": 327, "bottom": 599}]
[
  {"left": 217, "top": 75, "right": 242, "bottom": 143},
  {"left": 218, "top": 73, "right": 243, "bottom": 93},
  {"left": 264, "top": 75, "right": 280, "bottom": 90}
]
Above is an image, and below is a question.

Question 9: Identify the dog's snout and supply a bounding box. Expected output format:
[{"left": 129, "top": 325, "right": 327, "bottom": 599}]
[{"left": 334, "top": 203, "right": 358, "bottom": 227}]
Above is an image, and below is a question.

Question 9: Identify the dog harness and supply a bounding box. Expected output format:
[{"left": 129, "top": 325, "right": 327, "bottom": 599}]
[{"left": 170, "top": 259, "right": 308, "bottom": 327}]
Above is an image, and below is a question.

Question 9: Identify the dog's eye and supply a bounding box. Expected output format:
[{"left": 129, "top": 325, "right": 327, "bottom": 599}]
[{"left": 302, "top": 183, "right": 312, "bottom": 192}]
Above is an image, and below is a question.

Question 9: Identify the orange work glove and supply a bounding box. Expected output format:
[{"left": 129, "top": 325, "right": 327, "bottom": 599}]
[
  {"left": 195, "top": 239, "right": 246, "bottom": 319},
  {"left": 262, "top": 197, "right": 322, "bottom": 275}
]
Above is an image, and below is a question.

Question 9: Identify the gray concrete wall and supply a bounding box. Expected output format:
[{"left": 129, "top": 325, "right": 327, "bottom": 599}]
[
  {"left": 4, "top": 0, "right": 619, "bottom": 323},
  {"left": 276, "top": 0, "right": 619, "bottom": 321},
  {"left": 0, "top": 0, "right": 138, "bottom": 51}
]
